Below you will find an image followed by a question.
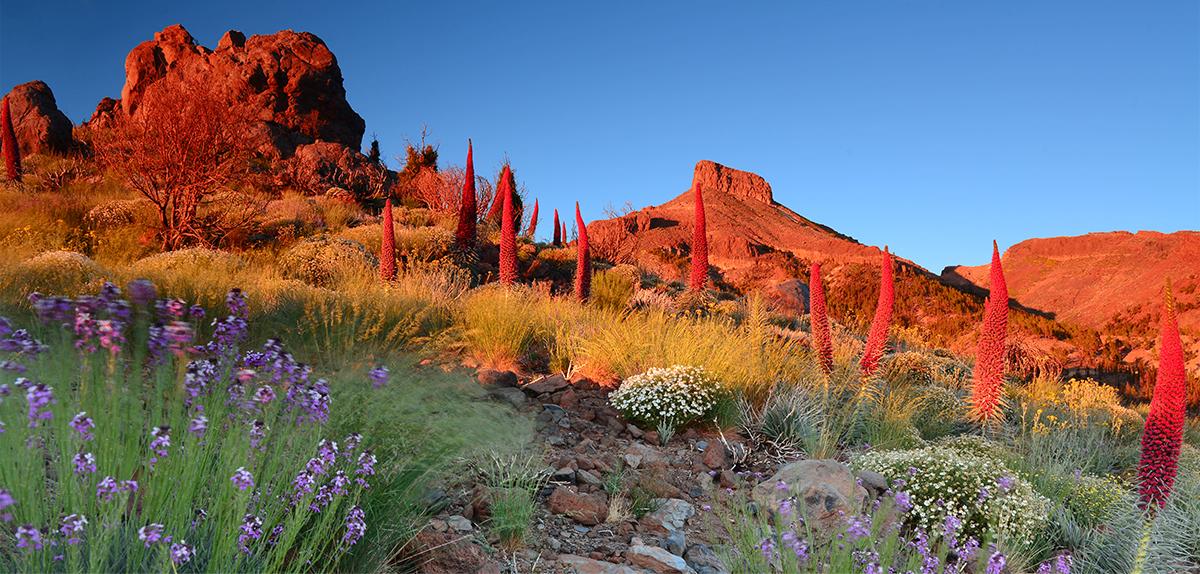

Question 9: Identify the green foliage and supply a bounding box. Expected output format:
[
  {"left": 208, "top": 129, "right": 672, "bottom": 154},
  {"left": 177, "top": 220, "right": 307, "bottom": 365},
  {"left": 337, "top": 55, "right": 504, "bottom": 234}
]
[
  {"left": 854, "top": 445, "right": 1050, "bottom": 547},
  {"left": 475, "top": 452, "right": 550, "bottom": 549},
  {"left": 590, "top": 266, "right": 638, "bottom": 312}
]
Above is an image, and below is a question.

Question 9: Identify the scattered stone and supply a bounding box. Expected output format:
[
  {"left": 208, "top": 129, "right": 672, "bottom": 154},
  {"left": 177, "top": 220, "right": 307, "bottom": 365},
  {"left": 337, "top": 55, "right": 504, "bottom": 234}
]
[
  {"left": 476, "top": 368, "right": 518, "bottom": 388},
  {"left": 553, "top": 467, "right": 577, "bottom": 483},
  {"left": 524, "top": 374, "right": 569, "bottom": 395},
  {"left": 664, "top": 530, "right": 686, "bottom": 556},
  {"left": 751, "top": 459, "right": 868, "bottom": 534},
  {"left": 626, "top": 443, "right": 668, "bottom": 470},
  {"left": 577, "top": 468, "right": 603, "bottom": 487},
  {"left": 445, "top": 515, "right": 473, "bottom": 532},
  {"left": 429, "top": 518, "right": 448, "bottom": 532},
  {"left": 557, "top": 554, "right": 640, "bottom": 574},
  {"left": 542, "top": 404, "right": 569, "bottom": 424},
  {"left": 421, "top": 488, "right": 450, "bottom": 513},
  {"left": 626, "top": 424, "right": 644, "bottom": 439},
  {"left": 695, "top": 440, "right": 708, "bottom": 451},
  {"left": 559, "top": 388, "right": 580, "bottom": 409},
  {"left": 643, "top": 431, "right": 660, "bottom": 445},
  {"left": 626, "top": 544, "right": 698, "bottom": 574},
  {"left": 548, "top": 486, "right": 609, "bottom": 526},
  {"left": 701, "top": 443, "right": 727, "bottom": 470},
  {"left": 683, "top": 544, "right": 730, "bottom": 574},
  {"left": 412, "top": 531, "right": 493, "bottom": 574},
  {"left": 718, "top": 470, "right": 738, "bottom": 490},
  {"left": 638, "top": 472, "right": 684, "bottom": 500},
  {"left": 857, "top": 469, "right": 889, "bottom": 497},
  {"left": 488, "top": 387, "right": 526, "bottom": 408},
  {"left": 623, "top": 453, "right": 643, "bottom": 470},
  {"left": 639, "top": 499, "right": 694, "bottom": 535}
]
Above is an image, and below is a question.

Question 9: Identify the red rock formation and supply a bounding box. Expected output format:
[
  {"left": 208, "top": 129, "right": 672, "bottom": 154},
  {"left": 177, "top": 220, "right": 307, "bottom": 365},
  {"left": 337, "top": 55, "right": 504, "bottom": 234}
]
[
  {"left": 689, "top": 183, "right": 709, "bottom": 291},
  {"left": 526, "top": 199, "right": 539, "bottom": 239},
  {"left": 809, "top": 262, "right": 834, "bottom": 375},
  {"left": 1138, "top": 284, "right": 1188, "bottom": 509},
  {"left": 1, "top": 96, "right": 19, "bottom": 181},
  {"left": 969, "top": 242, "right": 1009, "bottom": 423},
  {"left": 454, "top": 141, "right": 478, "bottom": 250},
  {"left": 104, "top": 24, "right": 364, "bottom": 158},
  {"left": 380, "top": 198, "right": 396, "bottom": 281},
  {"left": 859, "top": 248, "right": 893, "bottom": 377},
  {"left": 575, "top": 203, "right": 592, "bottom": 302},
  {"left": 3, "top": 81, "right": 74, "bottom": 156},
  {"left": 497, "top": 165, "right": 518, "bottom": 285},
  {"left": 552, "top": 209, "right": 562, "bottom": 246}
]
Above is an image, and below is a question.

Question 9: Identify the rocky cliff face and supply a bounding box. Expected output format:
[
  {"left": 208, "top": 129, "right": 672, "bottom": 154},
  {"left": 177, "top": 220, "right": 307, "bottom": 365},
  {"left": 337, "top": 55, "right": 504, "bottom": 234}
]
[
  {"left": 944, "top": 231, "right": 1200, "bottom": 368},
  {"left": 98, "top": 24, "right": 365, "bottom": 158},
  {"left": 3, "top": 81, "right": 74, "bottom": 156}
]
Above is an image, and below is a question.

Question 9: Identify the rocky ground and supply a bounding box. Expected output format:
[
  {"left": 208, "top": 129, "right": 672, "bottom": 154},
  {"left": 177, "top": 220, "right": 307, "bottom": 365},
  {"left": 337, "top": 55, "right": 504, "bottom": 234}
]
[{"left": 410, "top": 369, "right": 883, "bottom": 574}]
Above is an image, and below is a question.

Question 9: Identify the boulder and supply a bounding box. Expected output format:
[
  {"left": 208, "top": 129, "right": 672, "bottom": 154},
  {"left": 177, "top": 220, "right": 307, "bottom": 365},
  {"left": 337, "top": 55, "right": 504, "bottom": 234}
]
[
  {"left": 476, "top": 368, "right": 518, "bottom": 388},
  {"left": 763, "top": 278, "right": 810, "bottom": 316},
  {"left": 547, "top": 486, "right": 608, "bottom": 526},
  {"left": 626, "top": 545, "right": 697, "bottom": 574},
  {"left": 683, "top": 544, "right": 729, "bottom": 574},
  {"left": 557, "top": 554, "right": 641, "bottom": 574},
  {"left": 4, "top": 81, "right": 74, "bottom": 155},
  {"left": 524, "top": 373, "right": 569, "bottom": 395},
  {"left": 638, "top": 499, "right": 694, "bottom": 535},
  {"left": 751, "top": 459, "right": 867, "bottom": 533},
  {"left": 105, "top": 24, "right": 364, "bottom": 158}
]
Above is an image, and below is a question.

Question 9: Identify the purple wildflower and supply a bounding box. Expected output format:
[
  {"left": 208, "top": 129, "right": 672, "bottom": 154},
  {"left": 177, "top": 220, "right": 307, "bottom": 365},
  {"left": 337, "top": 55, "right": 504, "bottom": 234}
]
[
  {"left": 0, "top": 360, "right": 26, "bottom": 373},
  {"left": 121, "top": 479, "right": 138, "bottom": 493},
  {"left": 60, "top": 514, "right": 87, "bottom": 544},
  {"left": 781, "top": 530, "right": 809, "bottom": 563},
  {"left": 996, "top": 475, "right": 1015, "bottom": 493},
  {"left": 157, "top": 299, "right": 187, "bottom": 321},
  {"left": 775, "top": 480, "right": 789, "bottom": 491},
  {"left": 845, "top": 515, "right": 871, "bottom": 541},
  {"left": 226, "top": 289, "right": 248, "bottom": 319},
  {"left": 341, "top": 506, "right": 366, "bottom": 548},
  {"left": 97, "top": 319, "right": 124, "bottom": 355},
  {"left": 893, "top": 490, "right": 913, "bottom": 512},
  {"left": 290, "top": 470, "right": 316, "bottom": 503},
  {"left": 368, "top": 365, "right": 390, "bottom": 388},
  {"left": 317, "top": 440, "right": 338, "bottom": 465},
  {"left": 231, "top": 467, "right": 255, "bottom": 491},
  {"left": 758, "top": 536, "right": 777, "bottom": 562},
  {"left": 26, "top": 383, "right": 54, "bottom": 427},
  {"left": 170, "top": 541, "right": 193, "bottom": 565},
  {"left": 188, "top": 304, "right": 206, "bottom": 321},
  {"left": 148, "top": 426, "right": 171, "bottom": 468},
  {"left": 16, "top": 525, "right": 43, "bottom": 551},
  {"left": 0, "top": 489, "right": 14, "bottom": 522},
  {"left": 355, "top": 451, "right": 376, "bottom": 488},
  {"left": 986, "top": 551, "right": 1007, "bottom": 574},
  {"left": 70, "top": 412, "right": 95, "bottom": 440},
  {"left": 96, "top": 476, "right": 119, "bottom": 502},
  {"left": 138, "top": 523, "right": 164, "bottom": 547},
  {"left": 1055, "top": 554, "right": 1072, "bottom": 574},
  {"left": 958, "top": 537, "right": 981, "bottom": 562},
  {"left": 254, "top": 385, "right": 276, "bottom": 405},
  {"left": 74, "top": 311, "right": 98, "bottom": 353},
  {"left": 128, "top": 280, "right": 157, "bottom": 307},
  {"left": 249, "top": 420, "right": 268, "bottom": 450},
  {"left": 189, "top": 414, "right": 208, "bottom": 438},
  {"left": 944, "top": 514, "right": 963, "bottom": 544},
  {"left": 343, "top": 433, "right": 363, "bottom": 457},
  {"left": 238, "top": 514, "right": 263, "bottom": 554},
  {"left": 73, "top": 452, "right": 97, "bottom": 476}
]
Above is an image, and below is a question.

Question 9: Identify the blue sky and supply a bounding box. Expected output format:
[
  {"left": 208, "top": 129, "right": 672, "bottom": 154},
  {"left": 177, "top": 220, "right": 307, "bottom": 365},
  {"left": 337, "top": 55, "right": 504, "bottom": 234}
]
[{"left": 2, "top": 1, "right": 1197, "bottom": 271}]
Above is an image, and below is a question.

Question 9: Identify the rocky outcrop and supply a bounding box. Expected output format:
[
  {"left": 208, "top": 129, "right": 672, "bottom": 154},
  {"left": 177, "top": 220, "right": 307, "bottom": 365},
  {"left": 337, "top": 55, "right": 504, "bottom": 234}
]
[
  {"left": 4, "top": 81, "right": 74, "bottom": 155},
  {"left": 692, "top": 159, "right": 773, "bottom": 204},
  {"left": 750, "top": 459, "right": 868, "bottom": 533},
  {"left": 102, "top": 24, "right": 364, "bottom": 158}
]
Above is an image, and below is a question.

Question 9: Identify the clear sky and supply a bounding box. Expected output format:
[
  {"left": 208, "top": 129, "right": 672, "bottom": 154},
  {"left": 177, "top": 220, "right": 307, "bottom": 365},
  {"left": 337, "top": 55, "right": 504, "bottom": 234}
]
[{"left": 2, "top": 1, "right": 1197, "bottom": 271}]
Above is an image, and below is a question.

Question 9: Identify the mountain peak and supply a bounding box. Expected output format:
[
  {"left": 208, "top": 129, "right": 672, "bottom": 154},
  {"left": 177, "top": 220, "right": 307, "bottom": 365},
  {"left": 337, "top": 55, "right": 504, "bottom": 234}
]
[{"left": 692, "top": 160, "right": 774, "bottom": 205}]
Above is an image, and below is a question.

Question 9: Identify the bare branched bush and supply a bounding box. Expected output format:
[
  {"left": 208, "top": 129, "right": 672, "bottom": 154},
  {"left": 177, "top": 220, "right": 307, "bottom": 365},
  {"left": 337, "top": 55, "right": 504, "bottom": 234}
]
[
  {"left": 95, "top": 81, "right": 252, "bottom": 250},
  {"left": 410, "top": 165, "right": 495, "bottom": 220}
]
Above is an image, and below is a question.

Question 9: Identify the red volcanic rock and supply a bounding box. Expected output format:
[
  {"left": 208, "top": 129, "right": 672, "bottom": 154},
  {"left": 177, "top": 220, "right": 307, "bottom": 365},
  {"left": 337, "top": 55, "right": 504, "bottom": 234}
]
[
  {"left": 692, "top": 158, "right": 774, "bottom": 204},
  {"left": 108, "top": 24, "right": 364, "bottom": 158},
  {"left": 4, "top": 81, "right": 74, "bottom": 156}
]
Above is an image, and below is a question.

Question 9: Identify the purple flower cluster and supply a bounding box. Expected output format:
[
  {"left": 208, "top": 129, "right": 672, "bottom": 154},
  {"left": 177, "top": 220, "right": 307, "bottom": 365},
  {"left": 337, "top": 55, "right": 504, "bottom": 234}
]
[
  {"left": 16, "top": 524, "right": 43, "bottom": 551},
  {"left": 355, "top": 451, "right": 376, "bottom": 488},
  {"left": 170, "top": 541, "right": 194, "bottom": 565},
  {"left": 231, "top": 467, "right": 255, "bottom": 491},
  {"left": 189, "top": 413, "right": 209, "bottom": 438},
  {"left": 96, "top": 476, "right": 138, "bottom": 502},
  {"left": 59, "top": 513, "right": 87, "bottom": 544},
  {"left": 249, "top": 420, "right": 268, "bottom": 450},
  {"left": 70, "top": 411, "right": 95, "bottom": 440},
  {"left": 128, "top": 279, "right": 157, "bottom": 307},
  {"left": 138, "top": 523, "right": 165, "bottom": 547},
  {"left": 25, "top": 382, "right": 54, "bottom": 427},
  {"left": 341, "top": 506, "right": 366, "bottom": 548},
  {"left": 0, "top": 489, "right": 14, "bottom": 522},
  {"left": 73, "top": 452, "right": 97, "bottom": 476},
  {"left": 0, "top": 317, "right": 48, "bottom": 358},
  {"left": 238, "top": 514, "right": 263, "bottom": 554},
  {"left": 368, "top": 365, "right": 390, "bottom": 388},
  {"left": 148, "top": 426, "right": 171, "bottom": 469}
]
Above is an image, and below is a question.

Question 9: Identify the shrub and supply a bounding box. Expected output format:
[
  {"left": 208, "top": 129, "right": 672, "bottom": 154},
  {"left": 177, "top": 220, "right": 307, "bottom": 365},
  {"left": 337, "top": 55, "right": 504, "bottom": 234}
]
[
  {"left": 912, "top": 385, "right": 967, "bottom": 440},
  {"left": 84, "top": 199, "right": 150, "bottom": 229},
  {"left": 458, "top": 286, "right": 552, "bottom": 370},
  {"left": 1064, "top": 475, "right": 1129, "bottom": 529},
  {"left": 6, "top": 251, "right": 107, "bottom": 297},
  {"left": 591, "top": 266, "right": 638, "bottom": 312},
  {"left": 130, "top": 247, "right": 247, "bottom": 277},
  {"left": 609, "top": 365, "right": 721, "bottom": 430},
  {"left": 854, "top": 445, "right": 1050, "bottom": 546},
  {"left": 277, "top": 236, "right": 377, "bottom": 288},
  {"left": 475, "top": 452, "right": 550, "bottom": 549}
]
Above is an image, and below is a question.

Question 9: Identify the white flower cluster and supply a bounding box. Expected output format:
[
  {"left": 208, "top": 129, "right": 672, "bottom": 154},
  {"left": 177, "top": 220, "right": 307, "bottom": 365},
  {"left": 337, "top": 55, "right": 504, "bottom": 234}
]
[
  {"left": 854, "top": 445, "right": 1049, "bottom": 546},
  {"left": 609, "top": 365, "right": 720, "bottom": 428}
]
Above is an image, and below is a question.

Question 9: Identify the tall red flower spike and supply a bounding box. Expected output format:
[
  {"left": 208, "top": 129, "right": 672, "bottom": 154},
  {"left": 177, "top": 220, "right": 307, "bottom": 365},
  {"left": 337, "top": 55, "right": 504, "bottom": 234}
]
[
  {"left": 552, "top": 209, "right": 562, "bottom": 246},
  {"left": 380, "top": 198, "right": 396, "bottom": 281},
  {"left": 969, "top": 241, "right": 1010, "bottom": 423},
  {"left": 1, "top": 96, "right": 20, "bottom": 182},
  {"left": 1138, "top": 282, "right": 1187, "bottom": 509},
  {"left": 526, "top": 199, "right": 539, "bottom": 238},
  {"left": 497, "top": 165, "right": 518, "bottom": 285},
  {"left": 859, "top": 247, "right": 894, "bottom": 377},
  {"left": 574, "top": 202, "right": 591, "bottom": 302},
  {"left": 562, "top": 221, "right": 569, "bottom": 245},
  {"left": 688, "top": 183, "right": 708, "bottom": 291},
  {"left": 454, "top": 140, "right": 477, "bottom": 250},
  {"left": 810, "top": 262, "right": 834, "bottom": 375},
  {"left": 486, "top": 164, "right": 517, "bottom": 224}
]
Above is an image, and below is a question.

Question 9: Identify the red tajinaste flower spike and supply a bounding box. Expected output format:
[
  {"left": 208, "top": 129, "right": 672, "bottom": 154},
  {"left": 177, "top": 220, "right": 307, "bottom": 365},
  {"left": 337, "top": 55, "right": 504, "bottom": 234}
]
[
  {"left": 380, "top": 198, "right": 396, "bottom": 281},
  {"left": 859, "top": 247, "right": 893, "bottom": 377},
  {"left": 969, "top": 241, "right": 1009, "bottom": 423},
  {"left": 689, "top": 183, "right": 708, "bottom": 291},
  {"left": 561, "top": 221, "right": 569, "bottom": 245},
  {"left": 454, "top": 140, "right": 477, "bottom": 250},
  {"left": 1138, "top": 281, "right": 1188, "bottom": 509},
  {"left": 526, "top": 199, "right": 539, "bottom": 239},
  {"left": 1, "top": 96, "right": 19, "bottom": 182},
  {"left": 497, "top": 165, "right": 518, "bottom": 285},
  {"left": 809, "top": 262, "right": 834, "bottom": 375},
  {"left": 486, "top": 163, "right": 517, "bottom": 224},
  {"left": 574, "top": 202, "right": 591, "bottom": 302},
  {"left": 552, "top": 209, "right": 561, "bottom": 246}
]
